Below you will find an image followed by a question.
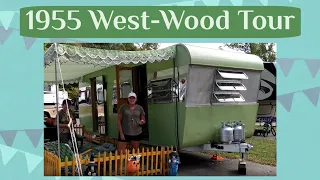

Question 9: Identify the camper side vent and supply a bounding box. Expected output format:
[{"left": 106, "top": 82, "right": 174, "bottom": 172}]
[
  {"left": 213, "top": 92, "right": 245, "bottom": 103},
  {"left": 217, "top": 70, "right": 248, "bottom": 80},
  {"left": 215, "top": 80, "right": 246, "bottom": 91},
  {"left": 212, "top": 69, "right": 248, "bottom": 104}
]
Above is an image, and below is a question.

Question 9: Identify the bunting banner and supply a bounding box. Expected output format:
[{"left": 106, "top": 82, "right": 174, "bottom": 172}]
[
  {"left": 23, "top": 37, "right": 37, "bottom": 50},
  {"left": 304, "top": 59, "right": 320, "bottom": 78},
  {"left": 277, "top": 58, "right": 320, "bottom": 78},
  {"left": 0, "top": 11, "right": 17, "bottom": 30},
  {"left": 0, "top": 25, "right": 86, "bottom": 50},
  {"left": 278, "top": 86, "right": 320, "bottom": 112},
  {"left": 0, "top": 144, "right": 43, "bottom": 173},
  {"left": 277, "top": 58, "right": 296, "bottom": 77},
  {"left": 0, "top": 129, "right": 42, "bottom": 148}
]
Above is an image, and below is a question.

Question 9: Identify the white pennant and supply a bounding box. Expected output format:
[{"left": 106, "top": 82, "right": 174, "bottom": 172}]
[
  {"left": 0, "top": 11, "right": 15, "bottom": 30},
  {"left": 24, "top": 151, "right": 43, "bottom": 173},
  {"left": 101, "top": 177, "right": 121, "bottom": 180},
  {"left": 201, "top": 0, "right": 220, "bottom": 6},
  {"left": 0, "top": 144, "right": 18, "bottom": 165},
  {"left": 260, "top": 0, "right": 268, "bottom": 6},
  {"left": 230, "top": 0, "right": 243, "bottom": 6},
  {"left": 158, "top": 0, "right": 195, "bottom": 6}
]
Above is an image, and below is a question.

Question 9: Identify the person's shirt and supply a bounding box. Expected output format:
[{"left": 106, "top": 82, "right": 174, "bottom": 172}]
[
  {"left": 57, "top": 109, "right": 75, "bottom": 133},
  {"left": 120, "top": 104, "right": 145, "bottom": 136}
]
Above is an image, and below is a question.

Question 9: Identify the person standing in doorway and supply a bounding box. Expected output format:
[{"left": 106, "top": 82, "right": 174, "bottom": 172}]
[
  {"left": 54, "top": 99, "right": 76, "bottom": 143},
  {"left": 117, "top": 92, "right": 146, "bottom": 154}
]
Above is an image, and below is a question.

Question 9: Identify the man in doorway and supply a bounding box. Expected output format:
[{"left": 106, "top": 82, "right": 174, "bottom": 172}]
[{"left": 54, "top": 99, "right": 76, "bottom": 144}]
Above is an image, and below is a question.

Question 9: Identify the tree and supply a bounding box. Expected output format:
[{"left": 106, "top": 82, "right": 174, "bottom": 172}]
[
  {"left": 224, "top": 43, "right": 276, "bottom": 62},
  {"left": 59, "top": 83, "right": 79, "bottom": 100},
  {"left": 45, "top": 43, "right": 159, "bottom": 98}
]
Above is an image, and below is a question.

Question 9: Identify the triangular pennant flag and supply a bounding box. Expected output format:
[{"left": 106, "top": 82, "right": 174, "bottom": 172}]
[
  {"left": 178, "top": 0, "right": 197, "bottom": 5},
  {"left": 24, "top": 151, "right": 43, "bottom": 173},
  {"left": 25, "top": 129, "right": 43, "bottom": 148},
  {"left": 219, "top": 0, "right": 233, "bottom": 5},
  {"left": 194, "top": 0, "right": 206, "bottom": 6},
  {"left": 277, "top": 58, "right": 295, "bottom": 77},
  {"left": 23, "top": 37, "right": 37, "bottom": 50},
  {"left": 0, "top": 26, "right": 13, "bottom": 45},
  {"left": 260, "top": 0, "right": 269, "bottom": 5},
  {"left": 50, "top": 38, "right": 69, "bottom": 43},
  {"left": 302, "top": 87, "right": 320, "bottom": 106},
  {"left": 0, "top": 11, "right": 15, "bottom": 30},
  {"left": 101, "top": 177, "right": 120, "bottom": 180},
  {"left": 230, "top": 0, "right": 243, "bottom": 6},
  {"left": 79, "top": 177, "right": 90, "bottom": 180},
  {"left": 277, "top": 93, "right": 294, "bottom": 112},
  {"left": 304, "top": 59, "right": 320, "bottom": 78},
  {"left": 0, "top": 130, "right": 18, "bottom": 147},
  {"left": 196, "top": 0, "right": 220, "bottom": 5},
  {"left": 0, "top": 144, "right": 18, "bottom": 165},
  {"left": 91, "top": 177, "right": 103, "bottom": 180}
]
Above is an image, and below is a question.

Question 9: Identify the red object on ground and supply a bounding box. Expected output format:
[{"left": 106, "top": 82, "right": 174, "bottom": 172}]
[{"left": 211, "top": 155, "right": 223, "bottom": 161}]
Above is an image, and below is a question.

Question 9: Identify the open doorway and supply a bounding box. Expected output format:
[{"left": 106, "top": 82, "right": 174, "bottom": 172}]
[
  {"left": 133, "top": 64, "right": 149, "bottom": 140},
  {"left": 116, "top": 64, "right": 149, "bottom": 140},
  {"left": 89, "top": 76, "right": 107, "bottom": 135}
]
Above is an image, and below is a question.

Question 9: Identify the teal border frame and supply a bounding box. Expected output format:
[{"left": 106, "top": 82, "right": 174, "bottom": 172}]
[{"left": 1, "top": 0, "right": 319, "bottom": 179}]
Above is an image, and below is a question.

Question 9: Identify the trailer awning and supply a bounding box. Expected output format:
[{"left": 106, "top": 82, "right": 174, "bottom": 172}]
[{"left": 44, "top": 44, "right": 176, "bottom": 85}]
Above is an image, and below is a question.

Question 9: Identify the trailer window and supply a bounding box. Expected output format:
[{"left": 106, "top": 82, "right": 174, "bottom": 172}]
[
  {"left": 148, "top": 78, "right": 177, "bottom": 104},
  {"left": 213, "top": 92, "right": 245, "bottom": 103},
  {"left": 217, "top": 70, "right": 248, "bottom": 80},
  {"left": 216, "top": 80, "right": 246, "bottom": 91}
]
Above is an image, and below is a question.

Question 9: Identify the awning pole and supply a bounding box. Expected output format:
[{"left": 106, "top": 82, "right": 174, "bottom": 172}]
[{"left": 54, "top": 43, "right": 61, "bottom": 159}]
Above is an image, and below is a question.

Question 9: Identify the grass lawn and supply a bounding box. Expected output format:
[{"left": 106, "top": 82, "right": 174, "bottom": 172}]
[{"left": 201, "top": 137, "right": 276, "bottom": 166}]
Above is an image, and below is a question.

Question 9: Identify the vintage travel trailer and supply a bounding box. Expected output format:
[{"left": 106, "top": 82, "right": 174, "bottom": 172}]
[
  {"left": 44, "top": 43, "right": 264, "bottom": 147},
  {"left": 257, "top": 62, "right": 277, "bottom": 122}
]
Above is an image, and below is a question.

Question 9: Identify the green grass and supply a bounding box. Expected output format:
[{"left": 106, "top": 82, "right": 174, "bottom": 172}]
[{"left": 201, "top": 137, "right": 276, "bottom": 166}]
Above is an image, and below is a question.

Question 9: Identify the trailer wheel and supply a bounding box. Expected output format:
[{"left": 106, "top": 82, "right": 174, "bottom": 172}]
[{"left": 262, "top": 132, "right": 266, "bottom": 137}]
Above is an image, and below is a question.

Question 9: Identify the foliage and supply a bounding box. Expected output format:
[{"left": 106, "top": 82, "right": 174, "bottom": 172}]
[
  {"left": 58, "top": 83, "right": 79, "bottom": 100},
  {"left": 45, "top": 43, "right": 159, "bottom": 98},
  {"left": 225, "top": 43, "right": 276, "bottom": 62}
]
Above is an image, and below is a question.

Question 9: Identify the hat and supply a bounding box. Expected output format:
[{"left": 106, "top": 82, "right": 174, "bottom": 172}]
[{"left": 128, "top": 92, "right": 137, "bottom": 98}]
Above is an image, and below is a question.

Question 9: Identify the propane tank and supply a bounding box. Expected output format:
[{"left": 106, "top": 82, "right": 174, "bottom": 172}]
[
  {"left": 233, "top": 121, "right": 244, "bottom": 142},
  {"left": 220, "top": 122, "right": 234, "bottom": 144},
  {"left": 242, "top": 123, "right": 246, "bottom": 142}
]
